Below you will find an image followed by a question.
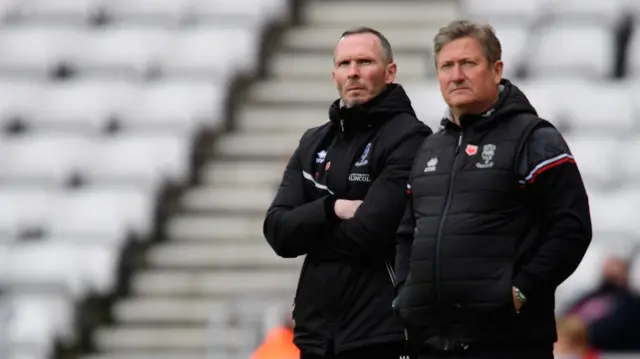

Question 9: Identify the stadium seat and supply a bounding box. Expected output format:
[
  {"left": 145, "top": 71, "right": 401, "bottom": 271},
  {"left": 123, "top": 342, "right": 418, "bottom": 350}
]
[
  {"left": 103, "top": 0, "right": 186, "bottom": 24},
  {"left": 527, "top": 22, "right": 614, "bottom": 79},
  {"left": 48, "top": 186, "right": 155, "bottom": 240},
  {"left": 459, "top": 0, "right": 544, "bottom": 24},
  {"left": 564, "top": 134, "right": 619, "bottom": 187},
  {"left": 160, "top": 26, "right": 259, "bottom": 78},
  {"left": 12, "top": 0, "right": 101, "bottom": 23},
  {"left": 543, "top": 0, "right": 628, "bottom": 23},
  {"left": 0, "top": 134, "right": 92, "bottom": 186},
  {"left": 73, "top": 27, "right": 173, "bottom": 77},
  {"left": 191, "top": 0, "right": 289, "bottom": 25},
  {"left": 5, "top": 292, "right": 75, "bottom": 346},
  {"left": 512, "top": 80, "right": 558, "bottom": 121},
  {"left": 0, "top": 187, "right": 60, "bottom": 237},
  {"left": 120, "top": 80, "right": 225, "bottom": 133},
  {"left": 82, "top": 132, "right": 191, "bottom": 188},
  {"left": 0, "top": 79, "right": 45, "bottom": 128},
  {"left": 588, "top": 189, "right": 640, "bottom": 238},
  {"left": 44, "top": 238, "right": 121, "bottom": 295},
  {"left": 619, "top": 139, "right": 640, "bottom": 182},
  {"left": 404, "top": 82, "right": 448, "bottom": 130},
  {"left": 31, "top": 80, "right": 136, "bottom": 133},
  {"left": 0, "top": 241, "right": 87, "bottom": 296},
  {"left": 490, "top": 24, "right": 528, "bottom": 78},
  {"left": 549, "top": 81, "right": 635, "bottom": 134},
  {"left": 0, "top": 25, "right": 80, "bottom": 76}
]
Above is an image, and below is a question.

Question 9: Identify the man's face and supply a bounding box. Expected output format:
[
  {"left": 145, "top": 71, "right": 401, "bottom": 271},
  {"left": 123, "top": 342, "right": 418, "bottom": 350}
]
[
  {"left": 436, "top": 36, "right": 502, "bottom": 114},
  {"left": 332, "top": 33, "right": 396, "bottom": 108}
]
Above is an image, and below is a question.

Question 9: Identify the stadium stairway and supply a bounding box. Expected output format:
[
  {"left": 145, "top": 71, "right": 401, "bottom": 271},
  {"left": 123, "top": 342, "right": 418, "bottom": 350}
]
[{"left": 78, "top": 1, "right": 457, "bottom": 359}]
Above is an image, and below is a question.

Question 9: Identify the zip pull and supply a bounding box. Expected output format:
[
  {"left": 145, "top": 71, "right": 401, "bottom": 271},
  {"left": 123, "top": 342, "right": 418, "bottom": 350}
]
[
  {"left": 340, "top": 119, "right": 345, "bottom": 132},
  {"left": 455, "top": 132, "right": 463, "bottom": 154}
]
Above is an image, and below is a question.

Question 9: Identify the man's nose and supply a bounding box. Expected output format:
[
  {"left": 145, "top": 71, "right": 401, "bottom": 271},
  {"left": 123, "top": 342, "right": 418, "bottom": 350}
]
[
  {"left": 347, "top": 63, "right": 360, "bottom": 78},
  {"left": 450, "top": 64, "right": 465, "bottom": 82}
]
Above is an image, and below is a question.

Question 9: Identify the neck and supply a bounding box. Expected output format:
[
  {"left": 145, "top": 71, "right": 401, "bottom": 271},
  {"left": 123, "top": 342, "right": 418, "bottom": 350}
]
[{"left": 451, "top": 97, "right": 499, "bottom": 125}]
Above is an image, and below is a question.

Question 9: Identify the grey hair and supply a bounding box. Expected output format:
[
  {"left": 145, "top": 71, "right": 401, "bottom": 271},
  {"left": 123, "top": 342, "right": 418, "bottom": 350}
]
[
  {"left": 338, "top": 26, "right": 394, "bottom": 64},
  {"left": 433, "top": 20, "right": 502, "bottom": 67}
]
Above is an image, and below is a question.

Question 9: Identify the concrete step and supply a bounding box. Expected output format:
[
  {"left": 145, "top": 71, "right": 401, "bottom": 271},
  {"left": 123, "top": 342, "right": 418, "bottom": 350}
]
[
  {"left": 270, "top": 52, "right": 431, "bottom": 81},
  {"left": 131, "top": 269, "right": 298, "bottom": 296},
  {"left": 282, "top": 26, "right": 438, "bottom": 53},
  {"left": 213, "top": 132, "right": 300, "bottom": 160},
  {"left": 249, "top": 79, "right": 336, "bottom": 105},
  {"left": 113, "top": 297, "right": 296, "bottom": 325},
  {"left": 166, "top": 214, "right": 264, "bottom": 241},
  {"left": 94, "top": 326, "right": 250, "bottom": 351},
  {"left": 180, "top": 186, "right": 274, "bottom": 213},
  {"left": 200, "top": 160, "right": 285, "bottom": 187},
  {"left": 114, "top": 298, "right": 227, "bottom": 325},
  {"left": 249, "top": 79, "right": 430, "bottom": 106},
  {"left": 302, "top": 1, "right": 457, "bottom": 26},
  {"left": 84, "top": 351, "right": 212, "bottom": 359},
  {"left": 236, "top": 105, "right": 328, "bottom": 133},
  {"left": 146, "top": 242, "right": 301, "bottom": 269}
]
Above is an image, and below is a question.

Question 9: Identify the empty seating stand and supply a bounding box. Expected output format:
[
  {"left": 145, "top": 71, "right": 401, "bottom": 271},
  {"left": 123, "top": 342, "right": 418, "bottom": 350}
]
[
  {"left": 0, "top": 0, "right": 638, "bottom": 359},
  {"left": 0, "top": 1, "right": 291, "bottom": 359}
]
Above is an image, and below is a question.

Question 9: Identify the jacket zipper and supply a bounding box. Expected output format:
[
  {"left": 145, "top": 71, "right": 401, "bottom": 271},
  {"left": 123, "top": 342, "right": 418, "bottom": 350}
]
[{"left": 434, "top": 131, "right": 463, "bottom": 350}]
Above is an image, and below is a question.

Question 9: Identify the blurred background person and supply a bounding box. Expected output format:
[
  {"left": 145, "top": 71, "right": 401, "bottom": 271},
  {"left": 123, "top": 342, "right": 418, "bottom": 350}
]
[
  {"left": 554, "top": 315, "right": 599, "bottom": 359},
  {"left": 564, "top": 256, "right": 640, "bottom": 351}
]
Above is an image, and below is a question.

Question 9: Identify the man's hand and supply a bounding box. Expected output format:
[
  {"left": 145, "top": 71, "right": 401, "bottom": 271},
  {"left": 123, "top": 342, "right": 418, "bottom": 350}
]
[{"left": 334, "top": 199, "right": 363, "bottom": 220}]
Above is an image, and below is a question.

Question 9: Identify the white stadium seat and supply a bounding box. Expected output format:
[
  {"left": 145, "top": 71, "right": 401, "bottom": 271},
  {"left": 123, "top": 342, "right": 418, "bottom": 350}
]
[
  {"left": 543, "top": 0, "right": 629, "bottom": 23},
  {"left": 402, "top": 82, "right": 448, "bottom": 130},
  {"left": 0, "top": 241, "right": 87, "bottom": 296},
  {"left": 103, "top": 0, "right": 187, "bottom": 23},
  {"left": 0, "top": 25, "right": 80, "bottom": 75},
  {"left": 82, "top": 133, "right": 191, "bottom": 187},
  {"left": 160, "top": 26, "right": 259, "bottom": 78},
  {"left": 13, "top": 0, "right": 102, "bottom": 22},
  {"left": 549, "top": 81, "right": 635, "bottom": 133},
  {"left": 191, "top": 0, "right": 289, "bottom": 25},
  {"left": 0, "top": 1, "right": 635, "bottom": 358},
  {"left": 48, "top": 186, "right": 155, "bottom": 240},
  {"left": 74, "top": 27, "right": 173, "bottom": 76},
  {"left": 0, "top": 187, "right": 60, "bottom": 237},
  {"left": 459, "top": 0, "right": 544, "bottom": 24},
  {"left": 120, "top": 80, "right": 225, "bottom": 132},
  {"left": 0, "top": 79, "right": 45, "bottom": 127},
  {"left": 0, "top": 134, "right": 92, "bottom": 186},
  {"left": 564, "top": 134, "right": 619, "bottom": 187},
  {"left": 490, "top": 24, "right": 528, "bottom": 78},
  {"left": 31, "top": 80, "right": 136, "bottom": 132},
  {"left": 528, "top": 23, "right": 614, "bottom": 79}
]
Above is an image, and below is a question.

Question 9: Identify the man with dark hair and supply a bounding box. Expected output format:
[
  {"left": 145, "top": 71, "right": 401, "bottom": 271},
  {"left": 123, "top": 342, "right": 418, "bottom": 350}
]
[
  {"left": 264, "top": 27, "right": 432, "bottom": 359},
  {"left": 393, "top": 20, "right": 592, "bottom": 359}
]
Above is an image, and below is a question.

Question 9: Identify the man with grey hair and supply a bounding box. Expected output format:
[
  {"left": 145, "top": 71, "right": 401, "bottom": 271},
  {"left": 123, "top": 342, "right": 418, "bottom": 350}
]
[
  {"left": 264, "top": 26, "right": 432, "bottom": 358},
  {"left": 392, "top": 20, "right": 592, "bottom": 359}
]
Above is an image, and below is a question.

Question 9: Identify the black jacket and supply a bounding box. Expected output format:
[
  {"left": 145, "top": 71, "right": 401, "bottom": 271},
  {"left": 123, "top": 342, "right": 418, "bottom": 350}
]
[
  {"left": 263, "top": 84, "right": 432, "bottom": 355},
  {"left": 393, "top": 80, "right": 592, "bottom": 352}
]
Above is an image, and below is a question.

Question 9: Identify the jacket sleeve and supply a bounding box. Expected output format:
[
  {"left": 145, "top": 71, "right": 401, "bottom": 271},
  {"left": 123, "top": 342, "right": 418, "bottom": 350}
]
[
  {"left": 512, "top": 125, "right": 592, "bottom": 302},
  {"left": 394, "top": 188, "right": 415, "bottom": 292},
  {"left": 263, "top": 132, "right": 337, "bottom": 258},
  {"left": 328, "top": 127, "right": 430, "bottom": 259}
]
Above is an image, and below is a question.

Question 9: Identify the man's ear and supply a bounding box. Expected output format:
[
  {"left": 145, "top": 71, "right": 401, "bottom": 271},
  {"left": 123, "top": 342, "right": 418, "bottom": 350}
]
[
  {"left": 385, "top": 62, "right": 397, "bottom": 84},
  {"left": 492, "top": 60, "right": 504, "bottom": 85}
]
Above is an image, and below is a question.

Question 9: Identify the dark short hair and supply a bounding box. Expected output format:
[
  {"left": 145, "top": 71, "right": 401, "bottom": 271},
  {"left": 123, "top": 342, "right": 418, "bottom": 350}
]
[{"left": 338, "top": 26, "right": 394, "bottom": 64}]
